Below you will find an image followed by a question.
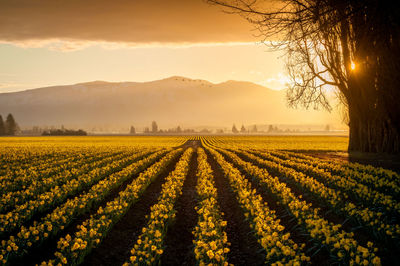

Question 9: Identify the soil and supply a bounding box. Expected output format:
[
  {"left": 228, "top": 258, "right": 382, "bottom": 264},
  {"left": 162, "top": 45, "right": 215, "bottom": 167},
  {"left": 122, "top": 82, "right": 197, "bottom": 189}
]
[{"left": 160, "top": 149, "right": 198, "bottom": 265}]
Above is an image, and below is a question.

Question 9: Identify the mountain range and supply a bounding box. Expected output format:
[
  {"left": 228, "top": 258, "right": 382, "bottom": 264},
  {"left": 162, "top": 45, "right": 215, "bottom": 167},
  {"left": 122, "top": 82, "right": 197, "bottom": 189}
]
[{"left": 0, "top": 76, "right": 343, "bottom": 131}]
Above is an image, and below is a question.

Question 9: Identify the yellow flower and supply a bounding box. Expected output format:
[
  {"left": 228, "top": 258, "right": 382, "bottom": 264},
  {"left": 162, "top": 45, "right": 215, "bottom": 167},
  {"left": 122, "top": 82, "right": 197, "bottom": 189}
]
[{"left": 154, "top": 230, "right": 162, "bottom": 238}]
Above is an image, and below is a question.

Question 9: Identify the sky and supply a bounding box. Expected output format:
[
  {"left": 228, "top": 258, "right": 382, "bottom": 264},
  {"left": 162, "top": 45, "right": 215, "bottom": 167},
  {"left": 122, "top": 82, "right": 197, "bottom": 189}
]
[{"left": 0, "top": 0, "right": 288, "bottom": 92}]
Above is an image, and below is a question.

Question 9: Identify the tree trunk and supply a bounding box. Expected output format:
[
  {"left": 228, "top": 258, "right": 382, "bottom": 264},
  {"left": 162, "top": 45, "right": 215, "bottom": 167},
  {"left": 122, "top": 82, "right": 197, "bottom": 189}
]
[{"left": 348, "top": 106, "right": 400, "bottom": 154}]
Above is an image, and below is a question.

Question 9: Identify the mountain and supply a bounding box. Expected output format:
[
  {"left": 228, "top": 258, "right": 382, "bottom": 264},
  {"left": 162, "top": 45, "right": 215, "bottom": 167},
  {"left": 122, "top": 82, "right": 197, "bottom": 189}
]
[{"left": 0, "top": 76, "right": 342, "bottom": 131}]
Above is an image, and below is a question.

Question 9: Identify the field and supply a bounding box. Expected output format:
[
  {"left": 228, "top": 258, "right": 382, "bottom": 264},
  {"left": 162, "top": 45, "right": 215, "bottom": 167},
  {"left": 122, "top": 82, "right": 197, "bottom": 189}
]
[{"left": 0, "top": 136, "right": 398, "bottom": 265}]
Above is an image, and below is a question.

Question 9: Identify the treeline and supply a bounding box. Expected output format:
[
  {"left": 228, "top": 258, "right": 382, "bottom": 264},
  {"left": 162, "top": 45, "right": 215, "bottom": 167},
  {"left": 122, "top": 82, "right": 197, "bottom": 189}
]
[
  {"left": 0, "top": 114, "right": 18, "bottom": 136},
  {"left": 42, "top": 129, "right": 87, "bottom": 136},
  {"left": 132, "top": 121, "right": 202, "bottom": 134}
]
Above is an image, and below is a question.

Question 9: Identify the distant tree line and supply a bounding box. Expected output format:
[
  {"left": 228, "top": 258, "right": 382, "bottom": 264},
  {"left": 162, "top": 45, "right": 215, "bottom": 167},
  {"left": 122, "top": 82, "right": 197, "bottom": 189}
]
[
  {"left": 0, "top": 114, "right": 18, "bottom": 136},
  {"left": 232, "top": 124, "right": 258, "bottom": 134},
  {"left": 134, "top": 121, "right": 208, "bottom": 134},
  {"left": 42, "top": 129, "right": 87, "bottom": 136}
]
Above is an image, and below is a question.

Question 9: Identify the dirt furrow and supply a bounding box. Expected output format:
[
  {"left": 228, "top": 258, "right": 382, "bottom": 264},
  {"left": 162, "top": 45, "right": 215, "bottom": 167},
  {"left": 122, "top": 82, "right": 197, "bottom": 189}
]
[
  {"left": 160, "top": 150, "right": 198, "bottom": 265},
  {"left": 204, "top": 148, "right": 266, "bottom": 265}
]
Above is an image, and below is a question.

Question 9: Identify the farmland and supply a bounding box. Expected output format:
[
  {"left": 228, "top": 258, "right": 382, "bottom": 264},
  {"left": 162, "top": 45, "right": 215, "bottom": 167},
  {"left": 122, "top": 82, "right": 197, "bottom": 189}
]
[{"left": 0, "top": 136, "right": 398, "bottom": 265}]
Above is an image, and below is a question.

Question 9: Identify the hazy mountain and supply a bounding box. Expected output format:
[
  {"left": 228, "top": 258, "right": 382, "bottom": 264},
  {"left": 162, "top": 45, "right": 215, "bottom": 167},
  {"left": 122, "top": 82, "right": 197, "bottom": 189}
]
[{"left": 0, "top": 76, "right": 343, "bottom": 130}]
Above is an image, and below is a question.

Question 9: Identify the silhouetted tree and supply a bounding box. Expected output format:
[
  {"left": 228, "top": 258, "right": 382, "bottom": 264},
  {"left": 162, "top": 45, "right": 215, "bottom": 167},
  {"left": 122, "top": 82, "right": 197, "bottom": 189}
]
[
  {"left": 42, "top": 128, "right": 87, "bottom": 136},
  {"left": 232, "top": 124, "right": 239, "bottom": 133},
  {"left": 240, "top": 125, "right": 247, "bottom": 133},
  {"left": 177, "top": 126, "right": 182, "bottom": 133},
  {"left": 5, "top": 114, "right": 17, "bottom": 136},
  {"left": 251, "top": 125, "right": 258, "bottom": 133},
  {"left": 207, "top": 0, "right": 400, "bottom": 153},
  {"left": 0, "top": 115, "right": 5, "bottom": 136},
  {"left": 325, "top": 124, "right": 331, "bottom": 132},
  {"left": 151, "top": 121, "right": 158, "bottom": 133},
  {"left": 130, "top": 126, "right": 136, "bottom": 134},
  {"left": 144, "top": 127, "right": 150, "bottom": 134},
  {"left": 268, "top": 125, "right": 274, "bottom": 133}
]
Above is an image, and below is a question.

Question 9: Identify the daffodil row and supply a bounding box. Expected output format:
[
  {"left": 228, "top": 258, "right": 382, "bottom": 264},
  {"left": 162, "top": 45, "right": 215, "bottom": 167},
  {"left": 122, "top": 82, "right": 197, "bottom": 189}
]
[
  {"left": 270, "top": 150, "right": 400, "bottom": 198},
  {"left": 215, "top": 147, "right": 381, "bottom": 265},
  {"left": 42, "top": 148, "right": 184, "bottom": 266},
  {"left": 0, "top": 147, "right": 83, "bottom": 177},
  {"left": 0, "top": 149, "right": 168, "bottom": 265},
  {"left": 0, "top": 149, "right": 132, "bottom": 214},
  {"left": 281, "top": 150, "right": 400, "bottom": 189},
  {"left": 193, "top": 148, "right": 230, "bottom": 265},
  {"left": 124, "top": 148, "right": 193, "bottom": 265},
  {"left": 0, "top": 149, "right": 155, "bottom": 239},
  {"left": 0, "top": 147, "right": 60, "bottom": 170},
  {"left": 0, "top": 148, "right": 99, "bottom": 194},
  {"left": 205, "top": 146, "right": 309, "bottom": 265},
  {"left": 237, "top": 149, "right": 400, "bottom": 240},
  {"left": 251, "top": 149, "right": 400, "bottom": 217}
]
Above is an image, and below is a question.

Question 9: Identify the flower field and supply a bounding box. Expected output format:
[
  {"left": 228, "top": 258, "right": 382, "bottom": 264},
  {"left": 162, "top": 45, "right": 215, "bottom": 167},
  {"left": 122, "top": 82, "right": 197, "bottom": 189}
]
[{"left": 0, "top": 136, "right": 398, "bottom": 265}]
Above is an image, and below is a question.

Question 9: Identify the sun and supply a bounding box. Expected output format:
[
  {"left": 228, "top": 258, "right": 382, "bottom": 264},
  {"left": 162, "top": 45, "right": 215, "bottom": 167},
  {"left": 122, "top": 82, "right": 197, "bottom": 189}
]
[{"left": 350, "top": 61, "right": 356, "bottom": 70}]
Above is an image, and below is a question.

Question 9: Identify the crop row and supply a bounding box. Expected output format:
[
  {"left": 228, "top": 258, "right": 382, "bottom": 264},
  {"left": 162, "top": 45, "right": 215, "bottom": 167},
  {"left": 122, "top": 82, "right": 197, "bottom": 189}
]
[
  {"left": 272, "top": 151, "right": 400, "bottom": 197},
  {"left": 204, "top": 142, "right": 381, "bottom": 265},
  {"left": 192, "top": 148, "right": 230, "bottom": 265},
  {"left": 202, "top": 141, "right": 309, "bottom": 265},
  {"left": 0, "top": 149, "right": 172, "bottom": 265},
  {"left": 249, "top": 149, "right": 400, "bottom": 219},
  {"left": 0, "top": 149, "right": 109, "bottom": 194},
  {"left": 0, "top": 149, "right": 134, "bottom": 214},
  {"left": 238, "top": 148, "right": 400, "bottom": 241},
  {"left": 125, "top": 148, "right": 193, "bottom": 265},
  {"left": 0, "top": 149, "right": 156, "bottom": 239},
  {"left": 42, "top": 148, "right": 184, "bottom": 265},
  {"left": 282, "top": 151, "right": 400, "bottom": 187}
]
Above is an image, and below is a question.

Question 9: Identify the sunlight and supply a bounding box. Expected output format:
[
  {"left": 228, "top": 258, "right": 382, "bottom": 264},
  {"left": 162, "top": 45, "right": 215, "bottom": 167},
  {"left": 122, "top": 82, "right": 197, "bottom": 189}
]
[{"left": 350, "top": 61, "right": 356, "bottom": 70}]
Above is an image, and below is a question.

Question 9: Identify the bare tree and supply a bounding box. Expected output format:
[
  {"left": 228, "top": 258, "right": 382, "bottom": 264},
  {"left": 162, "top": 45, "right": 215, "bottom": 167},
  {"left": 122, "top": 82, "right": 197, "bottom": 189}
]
[
  {"left": 232, "top": 124, "right": 239, "bottom": 133},
  {"left": 151, "top": 121, "right": 158, "bottom": 133},
  {"left": 207, "top": 0, "right": 400, "bottom": 153}
]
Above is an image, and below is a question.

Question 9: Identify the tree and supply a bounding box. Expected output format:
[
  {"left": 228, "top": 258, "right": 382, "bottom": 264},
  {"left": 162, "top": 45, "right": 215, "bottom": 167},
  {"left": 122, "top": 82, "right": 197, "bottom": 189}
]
[
  {"left": 240, "top": 125, "right": 247, "bottom": 133},
  {"left": 207, "top": 0, "right": 400, "bottom": 153},
  {"left": 144, "top": 127, "right": 150, "bottom": 134},
  {"left": 176, "top": 126, "right": 182, "bottom": 133},
  {"left": 268, "top": 125, "right": 274, "bottom": 133},
  {"left": 232, "top": 124, "right": 239, "bottom": 133},
  {"left": 5, "top": 114, "right": 17, "bottom": 136},
  {"left": 0, "top": 115, "right": 5, "bottom": 136},
  {"left": 325, "top": 124, "right": 331, "bottom": 132},
  {"left": 130, "top": 126, "right": 136, "bottom": 134},
  {"left": 251, "top": 125, "right": 258, "bottom": 133},
  {"left": 151, "top": 121, "right": 158, "bottom": 133}
]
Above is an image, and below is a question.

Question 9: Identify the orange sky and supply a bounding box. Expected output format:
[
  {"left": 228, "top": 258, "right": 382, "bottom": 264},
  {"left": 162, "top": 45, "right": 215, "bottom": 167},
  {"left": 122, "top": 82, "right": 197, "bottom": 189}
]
[
  {"left": 0, "top": 0, "right": 292, "bottom": 93},
  {"left": 0, "top": 0, "right": 345, "bottom": 127},
  {"left": 0, "top": 0, "right": 256, "bottom": 44}
]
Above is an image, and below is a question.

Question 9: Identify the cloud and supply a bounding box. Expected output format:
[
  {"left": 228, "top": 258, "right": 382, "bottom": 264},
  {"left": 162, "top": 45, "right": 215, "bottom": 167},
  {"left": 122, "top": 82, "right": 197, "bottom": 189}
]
[{"left": 0, "top": 0, "right": 255, "bottom": 47}]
